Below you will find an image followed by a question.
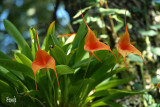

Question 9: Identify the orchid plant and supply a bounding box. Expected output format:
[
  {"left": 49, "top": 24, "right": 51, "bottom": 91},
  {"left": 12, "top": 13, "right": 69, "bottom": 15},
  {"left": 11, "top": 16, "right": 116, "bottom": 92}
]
[{"left": 0, "top": 8, "right": 152, "bottom": 107}]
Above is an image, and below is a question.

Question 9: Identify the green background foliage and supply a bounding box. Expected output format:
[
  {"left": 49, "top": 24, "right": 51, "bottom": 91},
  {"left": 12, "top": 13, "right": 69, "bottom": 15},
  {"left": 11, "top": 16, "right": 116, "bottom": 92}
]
[{"left": 1, "top": 0, "right": 160, "bottom": 106}]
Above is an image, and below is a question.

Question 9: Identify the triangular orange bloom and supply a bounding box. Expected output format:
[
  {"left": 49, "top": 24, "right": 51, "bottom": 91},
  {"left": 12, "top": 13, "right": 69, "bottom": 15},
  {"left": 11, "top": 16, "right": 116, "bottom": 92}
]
[
  {"left": 116, "top": 10, "right": 147, "bottom": 70},
  {"left": 81, "top": 10, "right": 116, "bottom": 62},
  {"left": 58, "top": 33, "right": 77, "bottom": 38},
  {"left": 31, "top": 31, "right": 60, "bottom": 90},
  {"left": 157, "top": 82, "right": 160, "bottom": 88}
]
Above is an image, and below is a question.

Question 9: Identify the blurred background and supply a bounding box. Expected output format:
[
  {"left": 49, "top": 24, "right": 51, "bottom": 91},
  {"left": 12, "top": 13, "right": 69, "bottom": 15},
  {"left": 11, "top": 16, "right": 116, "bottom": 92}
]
[{"left": 1, "top": 0, "right": 160, "bottom": 106}]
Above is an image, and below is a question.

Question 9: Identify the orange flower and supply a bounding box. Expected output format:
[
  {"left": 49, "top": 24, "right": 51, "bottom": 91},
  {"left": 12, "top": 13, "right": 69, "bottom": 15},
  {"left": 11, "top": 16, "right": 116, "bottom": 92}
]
[
  {"left": 81, "top": 10, "right": 116, "bottom": 62},
  {"left": 116, "top": 10, "right": 147, "bottom": 70},
  {"left": 157, "top": 82, "right": 160, "bottom": 88},
  {"left": 31, "top": 30, "right": 60, "bottom": 90},
  {"left": 58, "top": 33, "right": 77, "bottom": 38}
]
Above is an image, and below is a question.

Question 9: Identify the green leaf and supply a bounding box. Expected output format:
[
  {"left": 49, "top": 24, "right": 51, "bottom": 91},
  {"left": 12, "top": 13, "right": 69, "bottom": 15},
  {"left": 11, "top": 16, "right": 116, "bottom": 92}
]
[
  {"left": 99, "top": 8, "right": 131, "bottom": 17},
  {"left": 62, "top": 43, "right": 72, "bottom": 54},
  {"left": 72, "top": 58, "right": 95, "bottom": 69},
  {"left": 96, "top": 77, "right": 134, "bottom": 91},
  {"left": 148, "top": 104, "right": 160, "bottom": 107},
  {"left": 86, "top": 67, "right": 123, "bottom": 97},
  {"left": 50, "top": 45, "right": 67, "bottom": 65},
  {"left": 91, "top": 89, "right": 144, "bottom": 106},
  {"left": 47, "top": 21, "right": 55, "bottom": 36},
  {"left": 99, "top": 8, "right": 116, "bottom": 15},
  {"left": 3, "top": 19, "right": 33, "bottom": 60},
  {"left": 81, "top": 16, "right": 105, "bottom": 28},
  {"left": 42, "top": 22, "right": 61, "bottom": 51},
  {"left": 72, "top": 13, "right": 88, "bottom": 50},
  {"left": 14, "top": 53, "right": 32, "bottom": 68},
  {"left": 0, "top": 51, "right": 11, "bottom": 60},
  {"left": 100, "top": 34, "right": 108, "bottom": 39},
  {"left": 150, "top": 24, "right": 160, "bottom": 30},
  {"left": 97, "top": 18, "right": 105, "bottom": 28},
  {"left": 71, "top": 12, "right": 88, "bottom": 64},
  {"left": 128, "top": 54, "right": 143, "bottom": 63},
  {"left": 73, "top": 6, "right": 92, "bottom": 19},
  {"left": 144, "top": 93, "right": 152, "bottom": 105},
  {"left": 152, "top": 76, "right": 160, "bottom": 84},
  {"left": 74, "top": 38, "right": 86, "bottom": 63},
  {"left": 0, "top": 66, "right": 19, "bottom": 87},
  {"left": 151, "top": 47, "right": 160, "bottom": 56},
  {"left": 29, "top": 28, "right": 38, "bottom": 58},
  {"left": 51, "top": 34, "right": 61, "bottom": 48},
  {"left": 114, "top": 22, "right": 123, "bottom": 33},
  {"left": 0, "top": 80, "right": 14, "bottom": 93},
  {"left": 91, "top": 100, "right": 122, "bottom": 107},
  {"left": 66, "top": 48, "right": 78, "bottom": 65},
  {"left": 112, "top": 15, "right": 123, "bottom": 22},
  {"left": 0, "top": 59, "right": 34, "bottom": 80},
  {"left": 56, "top": 65, "right": 74, "bottom": 75},
  {"left": 42, "top": 21, "right": 57, "bottom": 51},
  {"left": 138, "top": 29, "right": 158, "bottom": 36},
  {"left": 76, "top": 51, "right": 118, "bottom": 103},
  {"left": 90, "top": 50, "right": 117, "bottom": 80}
]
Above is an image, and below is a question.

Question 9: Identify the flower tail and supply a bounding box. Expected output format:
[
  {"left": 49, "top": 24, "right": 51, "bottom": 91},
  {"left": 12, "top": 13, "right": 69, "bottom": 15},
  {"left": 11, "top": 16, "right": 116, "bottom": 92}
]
[
  {"left": 123, "top": 56, "right": 129, "bottom": 71},
  {"left": 92, "top": 52, "right": 102, "bottom": 63},
  {"left": 140, "top": 55, "right": 148, "bottom": 66},
  {"left": 125, "top": 9, "right": 128, "bottom": 32},
  {"left": 80, "top": 8, "right": 89, "bottom": 29},
  {"left": 54, "top": 68, "right": 60, "bottom": 89},
  {"left": 109, "top": 49, "right": 117, "bottom": 62},
  {"left": 34, "top": 72, "right": 38, "bottom": 90}
]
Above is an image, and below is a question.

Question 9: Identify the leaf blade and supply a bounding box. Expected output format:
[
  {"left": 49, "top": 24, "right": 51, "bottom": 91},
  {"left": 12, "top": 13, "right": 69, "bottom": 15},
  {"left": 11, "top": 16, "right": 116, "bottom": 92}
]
[
  {"left": 56, "top": 65, "right": 74, "bottom": 75},
  {"left": 3, "top": 19, "right": 33, "bottom": 60}
]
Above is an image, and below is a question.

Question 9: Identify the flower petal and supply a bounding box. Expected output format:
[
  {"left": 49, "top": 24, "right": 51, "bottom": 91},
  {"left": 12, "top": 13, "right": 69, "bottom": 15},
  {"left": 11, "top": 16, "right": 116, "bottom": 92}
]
[
  {"left": 81, "top": 9, "right": 116, "bottom": 62},
  {"left": 118, "top": 10, "right": 130, "bottom": 45},
  {"left": 31, "top": 30, "right": 60, "bottom": 90},
  {"left": 116, "top": 10, "right": 147, "bottom": 70}
]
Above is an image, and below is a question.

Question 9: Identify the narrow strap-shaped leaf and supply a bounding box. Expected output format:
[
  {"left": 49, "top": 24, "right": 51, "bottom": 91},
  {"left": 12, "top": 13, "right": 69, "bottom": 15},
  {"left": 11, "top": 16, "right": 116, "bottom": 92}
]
[
  {"left": 87, "top": 67, "right": 123, "bottom": 93},
  {"left": 42, "top": 21, "right": 55, "bottom": 50},
  {"left": 3, "top": 19, "right": 33, "bottom": 60},
  {"left": 73, "top": 6, "right": 92, "bottom": 19},
  {"left": 72, "top": 58, "right": 95, "bottom": 69},
  {"left": 74, "top": 37, "right": 86, "bottom": 63},
  {"left": 66, "top": 48, "right": 78, "bottom": 65},
  {"left": 0, "top": 59, "right": 34, "bottom": 80},
  {"left": 96, "top": 77, "right": 135, "bottom": 91},
  {"left": 56, "top": 65, "right": 74, "bottom": 75},
  {"left": 90, "top": 100, "right": 122, "bottom": 107},
  {"left": 90, "top": 89, "right": 144, "bottom": 106},
  {"left": 0, "top": 80, "right": 15, "bottom": 93},
  {"left": 0, "top": 66, "right": 19, "bottom": 87},
  {"left": 14, "top": 53, "right": 32, "bottom": 68},
  {"left": 50, "top": 34, "right": 61, "bottom": 48},
  {"left": 42, "top": 21, "right": 61, "bottom": 50},
  {"left": 70, "top": 13, "right": 90, "bottom": 65},
  {"left": 50, "top": 45, "right": 67, "bottom": 65},
  {"left": 29, "top": 28, "right": 39, "bottom": 58},
  {"left": 72, "top": 13, "right": 88, "bottom": 50}
]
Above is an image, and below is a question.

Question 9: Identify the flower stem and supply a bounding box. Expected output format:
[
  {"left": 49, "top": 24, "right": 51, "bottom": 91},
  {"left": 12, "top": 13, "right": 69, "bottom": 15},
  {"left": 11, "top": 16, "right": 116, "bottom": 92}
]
[
  {"left": 47, "top": 71, "right": 56, "bottom": 107},
  {"left": 64, "top": 75, "right": 68, "bottom": 106},
  {"left": 78, "top": 57, "right": 91, "bottom": 106}
]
